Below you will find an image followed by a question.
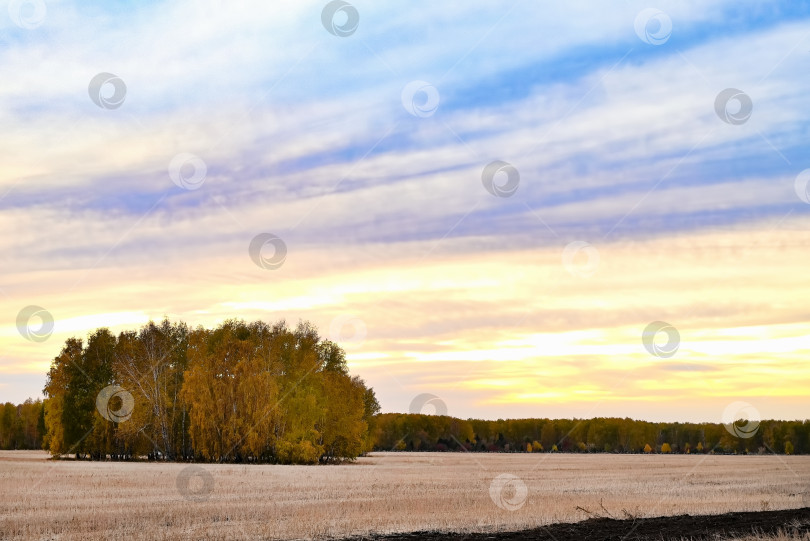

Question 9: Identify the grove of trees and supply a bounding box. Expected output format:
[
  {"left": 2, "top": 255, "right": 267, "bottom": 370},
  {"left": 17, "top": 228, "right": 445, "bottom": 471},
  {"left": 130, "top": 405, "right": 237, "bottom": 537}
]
[{"left": 39, "top": 318, "right": 380, "bottom": 464}]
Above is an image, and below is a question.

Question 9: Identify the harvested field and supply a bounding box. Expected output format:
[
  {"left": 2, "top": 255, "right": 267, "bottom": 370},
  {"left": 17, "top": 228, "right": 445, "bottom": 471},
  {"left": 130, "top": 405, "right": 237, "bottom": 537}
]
[{"left": 1, "top": 451, "right": 809, "bottom": 540}]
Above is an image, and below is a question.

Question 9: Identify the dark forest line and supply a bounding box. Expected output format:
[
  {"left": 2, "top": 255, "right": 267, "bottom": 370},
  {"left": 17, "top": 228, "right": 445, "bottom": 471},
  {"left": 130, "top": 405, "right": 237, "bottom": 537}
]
[
  {"left": 4, "top": 404, "right": 808, "bottom": 456},
  {"left": 371, "top": 413, "right": 809, "bottom": 454}
]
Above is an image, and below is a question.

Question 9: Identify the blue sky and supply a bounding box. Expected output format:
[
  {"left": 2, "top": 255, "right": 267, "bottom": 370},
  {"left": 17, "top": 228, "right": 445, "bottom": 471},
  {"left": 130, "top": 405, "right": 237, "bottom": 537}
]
[{"left": 2, "top": 0, "right": 810, "bottom": 422}]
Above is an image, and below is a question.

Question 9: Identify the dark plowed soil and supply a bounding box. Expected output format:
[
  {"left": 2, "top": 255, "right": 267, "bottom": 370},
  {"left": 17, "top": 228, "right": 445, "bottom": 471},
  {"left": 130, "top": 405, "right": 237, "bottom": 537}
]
[{"left": 346, "top": 508, "right": 810, "bottom": 541}]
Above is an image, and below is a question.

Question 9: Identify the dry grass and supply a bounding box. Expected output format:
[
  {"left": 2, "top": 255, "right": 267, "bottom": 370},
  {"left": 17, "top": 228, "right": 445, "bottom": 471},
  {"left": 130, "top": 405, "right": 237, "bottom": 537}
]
[
  {"left": 732, "top": 535, "right": 810, "bottom": 540},
  {"left": 1, "top": 450, "right": 809, "bottom": 540},
  {"left": 706, "top": 532, "right": 810, "bottom": 541}
]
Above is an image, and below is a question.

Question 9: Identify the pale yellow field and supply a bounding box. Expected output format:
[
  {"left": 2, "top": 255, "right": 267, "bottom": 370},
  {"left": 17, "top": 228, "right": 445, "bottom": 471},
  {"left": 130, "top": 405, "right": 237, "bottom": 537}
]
[{"left": 1, "top": 450, "right": 809, "bottom": 540}]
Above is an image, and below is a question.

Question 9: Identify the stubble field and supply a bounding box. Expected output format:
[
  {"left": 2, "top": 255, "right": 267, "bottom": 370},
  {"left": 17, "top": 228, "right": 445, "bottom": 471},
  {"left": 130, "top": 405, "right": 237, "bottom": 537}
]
[{"left": 1, "top": 450, "right": 809, "bottom": 540}]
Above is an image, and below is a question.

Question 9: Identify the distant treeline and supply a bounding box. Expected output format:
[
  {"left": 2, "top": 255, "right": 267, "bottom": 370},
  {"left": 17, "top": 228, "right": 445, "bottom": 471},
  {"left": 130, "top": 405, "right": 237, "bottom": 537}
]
[
  {"left": 371, "top": 413, "right": 809, "bottom": 455},
  {"left": 24, "top": 319, "right": 380, "bottom": 463},
  {"left": 8, "top": 405, "right": 808, "bottom": 457},
  {"left": 0, "top": 399, "right": 45, "bottom": 450}
]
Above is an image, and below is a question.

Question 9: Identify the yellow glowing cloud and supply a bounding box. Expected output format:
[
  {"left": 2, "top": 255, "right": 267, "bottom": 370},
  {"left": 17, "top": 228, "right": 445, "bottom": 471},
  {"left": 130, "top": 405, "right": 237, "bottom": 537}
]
[{"left": 2, "top": 223, "right": 810, "bottom": 420}]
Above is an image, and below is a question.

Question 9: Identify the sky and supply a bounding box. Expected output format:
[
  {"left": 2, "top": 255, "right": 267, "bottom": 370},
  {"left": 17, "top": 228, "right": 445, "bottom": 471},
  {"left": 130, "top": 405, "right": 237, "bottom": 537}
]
[{"left": 2, "top": 0, "right": 810, "bottom": 423}]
